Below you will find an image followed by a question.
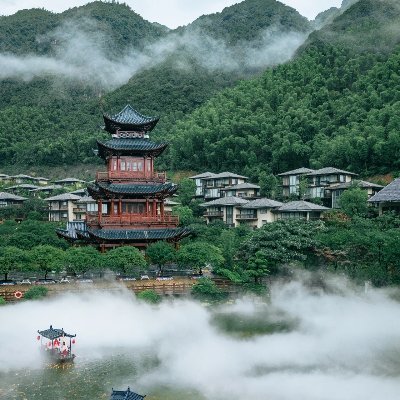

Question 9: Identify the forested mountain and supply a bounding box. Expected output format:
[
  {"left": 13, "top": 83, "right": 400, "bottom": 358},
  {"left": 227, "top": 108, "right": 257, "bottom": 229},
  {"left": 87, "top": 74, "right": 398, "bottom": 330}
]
[
  {"left": 167, "top": 0, "right": 400, "bottom": 180},
  {"left": 0, "top": 0, "right": 310, "bottom": 170}
]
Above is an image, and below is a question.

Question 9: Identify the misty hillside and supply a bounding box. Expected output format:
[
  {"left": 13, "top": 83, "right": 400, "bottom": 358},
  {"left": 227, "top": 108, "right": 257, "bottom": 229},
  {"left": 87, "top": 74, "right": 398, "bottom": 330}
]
[
  {"left": 0, "top": 0, "right": 311, "bottom": 170},
  {"left": 166, "top": 0, "right": 400, "bottom": 180}
]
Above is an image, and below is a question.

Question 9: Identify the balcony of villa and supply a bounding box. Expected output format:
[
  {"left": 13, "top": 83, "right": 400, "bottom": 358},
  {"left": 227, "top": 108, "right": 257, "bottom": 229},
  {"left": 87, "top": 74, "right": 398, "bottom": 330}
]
[
  {"left": 236, "top": 213, "right": 258, "bottom": 220},
  {"left": 203, "top": 211, "right": 224, "bottom": 218},
  {"left": 96, "top": 171, "right": 167, "bottom": 183},
  {"left": 86, "top": 212, "right": 179, "bottom": 228}
]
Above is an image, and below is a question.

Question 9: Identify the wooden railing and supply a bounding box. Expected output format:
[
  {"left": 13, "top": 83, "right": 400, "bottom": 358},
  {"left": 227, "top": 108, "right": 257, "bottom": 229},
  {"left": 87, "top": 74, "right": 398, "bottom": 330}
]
[
  {"left": 236, "top": 213, "right": 257, "bottom": 220},
  {"left": 87, "top": 213, "right": 179, "bottom": 226},
  {"left": 204, "top": 211, "right": 224, "bottom": 217},
  {"left": 96, "top": 171, "right": 167, "bottom": 182}
]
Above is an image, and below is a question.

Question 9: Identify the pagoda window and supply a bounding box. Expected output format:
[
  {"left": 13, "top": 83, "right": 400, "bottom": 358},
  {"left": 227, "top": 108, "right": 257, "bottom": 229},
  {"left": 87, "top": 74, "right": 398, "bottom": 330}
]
[
  {"left": 113, "top": 160, "right": 118, "bottom": 171},
  {"left": 147, "top": 159, "right": 151, "bottom": 172},
  {"left": 132, "top": 162, "right": 138, "bottom": 171},
  {"left": 87, "top": 203, "right": 98, "bottom": 212},
  {"left": 138, "top": 161, "right": 143, "bottom": 171},
  {"left": 126, "top": 162, "right": 131, "bottom": 171},
  {"left": 120, "top": 160, "right": 126, "bottom": 171}
]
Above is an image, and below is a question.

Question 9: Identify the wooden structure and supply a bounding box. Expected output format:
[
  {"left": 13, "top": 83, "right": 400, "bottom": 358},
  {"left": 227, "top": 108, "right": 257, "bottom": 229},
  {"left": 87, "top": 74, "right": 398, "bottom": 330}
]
[
  {"left": 37, "top": 325, "right": 76, "bottom": 363},
  {"left": 56, "top": 105, "right": 190, "bottom": 250},
  {"left": 110, "top": 387, "right": 145, "bottom": 400}
]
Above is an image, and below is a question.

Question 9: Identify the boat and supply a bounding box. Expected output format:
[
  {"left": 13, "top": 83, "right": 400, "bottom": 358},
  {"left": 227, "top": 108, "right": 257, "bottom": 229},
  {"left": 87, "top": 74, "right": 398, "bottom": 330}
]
[{"left": 37, "top": 325, "right": 76, "bottom": 363}]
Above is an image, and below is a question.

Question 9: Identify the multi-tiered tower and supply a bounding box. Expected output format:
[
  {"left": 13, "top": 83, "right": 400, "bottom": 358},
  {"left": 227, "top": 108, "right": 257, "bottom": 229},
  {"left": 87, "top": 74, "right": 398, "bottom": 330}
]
[{"left": 57, "top": 105, "right": 190, "bottom": 251}]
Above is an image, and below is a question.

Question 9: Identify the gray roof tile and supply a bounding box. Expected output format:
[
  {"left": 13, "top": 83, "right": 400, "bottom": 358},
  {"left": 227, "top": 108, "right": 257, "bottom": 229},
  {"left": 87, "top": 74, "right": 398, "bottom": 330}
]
[
  {"left": 277, "top": 200, "right": 330, "bottom": 212},
  {"left": 368, "top": 178, "right": 400, "bottom": 202},
  {"left": 241, "top": 198, "right": 283, "bottom": 209}
]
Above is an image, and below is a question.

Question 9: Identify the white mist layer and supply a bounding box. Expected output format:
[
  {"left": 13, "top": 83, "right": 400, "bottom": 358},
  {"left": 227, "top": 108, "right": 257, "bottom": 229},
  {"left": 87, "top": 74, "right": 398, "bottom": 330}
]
[
  {"left": 1, "top": 278, "right": 400, "bottom": 400},
  {"left": 0, "top": 18, "right": 307, "bottom": 89}
]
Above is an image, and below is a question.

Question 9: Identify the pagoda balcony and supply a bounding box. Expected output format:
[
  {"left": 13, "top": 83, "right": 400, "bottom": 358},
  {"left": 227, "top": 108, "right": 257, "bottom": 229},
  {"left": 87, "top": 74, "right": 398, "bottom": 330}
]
[
  {"left": 96, "top": 171, "right": 167, "bottom": 183},
  {"left": 86, "top": 213, "right": 179, "bottom": 227}
]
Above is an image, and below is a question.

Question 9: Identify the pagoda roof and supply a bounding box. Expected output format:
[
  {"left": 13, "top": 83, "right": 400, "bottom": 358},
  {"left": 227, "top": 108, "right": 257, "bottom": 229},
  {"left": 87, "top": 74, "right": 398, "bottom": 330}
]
[
  {"left": 88, "top": 227, "right": 191, "bottom": 241},
  {"left": 306, "top": 167, "right": 357, "bottom": 176},
  {"left": 97, "top": 139, "right": 168, "bottom": 158},
  {"left": 0, "top": 191, "right": 27, "bottom": 201},
  {"left": 278, "top": 167, "right": 315, "bottom": 176},
  {"left": 241, "top": 198, "right": 283, "bottom": 209},
  {"left": 368, "top": 178, "right": 400, "bottom": 203},
  {"left": 38, "top": 325, "right": 76, "bottom": 340},
  {"left": 89, "top": 182, "right": 177, "bottom": 199},
  {"left": 276, "top": 200, "right": 330, "bottom": 212},
  {"left": 110, "top": 387, "right": 145, "bottom": 400},
  {"left": 103, "top": 105, "right": 159, "bottom": 134},
  {"left": 201, "top": 196, "right": 249, "bottom": 207}
]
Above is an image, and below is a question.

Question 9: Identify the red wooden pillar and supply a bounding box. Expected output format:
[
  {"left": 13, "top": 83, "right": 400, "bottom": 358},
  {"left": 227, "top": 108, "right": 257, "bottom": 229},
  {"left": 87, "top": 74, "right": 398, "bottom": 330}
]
[
  {"left": 160, "top": 201, "right": 165, "bottom": 219},
  {"left": 153, "top": 199, "right": 157, "bottom": 217},
  {"left": 110, "top": 199, "right": 114, "bottom": 216},
  {"left": 118, "top": 199, "right": 122, "bottom": 216}
]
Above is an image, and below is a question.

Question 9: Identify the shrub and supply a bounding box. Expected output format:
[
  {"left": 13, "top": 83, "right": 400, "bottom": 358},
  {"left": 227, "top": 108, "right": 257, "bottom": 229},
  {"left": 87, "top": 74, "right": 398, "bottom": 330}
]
[
  {"left": 191, "top": 277, "right": 226, "bottom": 302},
  {"left": 24, "top": 286, "right": 48, "bottom": 300},
  {"left": 0, "top": 296, "right": 6, "bottom": 305},
  {"left": 137, "top": 289, "right": 162, "bottom": 304}
]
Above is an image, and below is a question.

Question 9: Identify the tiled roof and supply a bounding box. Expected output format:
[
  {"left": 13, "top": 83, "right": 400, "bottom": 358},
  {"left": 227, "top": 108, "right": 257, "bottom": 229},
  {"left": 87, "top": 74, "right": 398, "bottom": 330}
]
[
  {"left": 277, "top": 167, "right": 315, "bottom": 176},
  {"left": 241, "top": 198, "right": 283, "bottom": 209},
  {"left": 95, "top": 182, "right": 177, "bottom": 196},
  {"left": 110, "top": 387, "right": 145, "bottom": 400},
  {"left": 209, "top": 172, "right": 248, "bottom": 179},
  {"left": 30, "top": 185, "right": 63, "bottom": 192},
  {"left": 221, "top": 182, "right": 260, "bottom": 190},
  {"left": 276, "top": 200, "right": 330, "bottom": 212},
  {"left": 0, "top": 191, "right": 27, "bottom": 201},
  {"left": 54, "top": 178, "right": 86, "bottom": 184},
  {"left": 38, "top": 325, "right": 76, "bottom": 340},
  {"left": 201, "top": 196, "right": 249, "bottom": 207},
  {"left": 368, "top": 178, "right": 400, "bottom": 202},
  {"left": 77, "top": 195, "right": 95, "bottom": 203},
  {"left": 88, "top": 227, "right": 191, "bottom": 241},
  {"left": 5, "top": 184, "right": 39, "bottom": 190},
  {"left": 329, "top": 180, "right": 384, "bottom": 190},
  {"left": 189, "top": 172, "right": 216, "bottom": 179},
  {"left": 44, "top": 193, "right": 81, "bottom": 201},
  {"left": 306, "top": 167, "right": 357, "bottom": 176},
  {"left": 98, "top": 139, "right": 167, "bottom": 152}
]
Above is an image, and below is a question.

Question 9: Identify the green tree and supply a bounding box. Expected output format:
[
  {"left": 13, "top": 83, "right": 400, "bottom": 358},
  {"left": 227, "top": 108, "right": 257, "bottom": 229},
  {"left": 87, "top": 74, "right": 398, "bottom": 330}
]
[
  {"left": 177, "top": 178, "right": 196, "bottom": 206},
  {"left": 146, "top": 241, "right": 176, "bottom": 276},
  {"left": 245, "top": 251, "right": 270, "bottom": 284},
  {"left": 106, "top": 246, "right": 147, "bottom": 276},
  {"left": 64, "top": 246, "right": 103, "bottom": 277},
  {"left": 137, "top": 289, "right": 162, "bottom": 304},
  {"left": 28, "top": 245, "right": 64, "bottom": 279},
  {"left": 23, "top": 286, "right": 48, "bottom": 300},
  {"left": 0, "top": 246, "right": 28, "bottom": 280},
  {"left": 177, "top": 242, "right": 224, "bottom": 274},
  {"left": 339, "top": 187, "right": 368, "bottom": 217},
  {"left": 172, "top": 205, "right": 195, "bottom": 226}
]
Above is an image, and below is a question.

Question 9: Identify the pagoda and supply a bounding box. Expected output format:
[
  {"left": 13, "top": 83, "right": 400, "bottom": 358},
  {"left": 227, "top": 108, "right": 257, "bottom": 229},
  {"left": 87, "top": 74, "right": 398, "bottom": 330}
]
[{"left": 56, "top": 105, "right": 190, "bottom": 251}]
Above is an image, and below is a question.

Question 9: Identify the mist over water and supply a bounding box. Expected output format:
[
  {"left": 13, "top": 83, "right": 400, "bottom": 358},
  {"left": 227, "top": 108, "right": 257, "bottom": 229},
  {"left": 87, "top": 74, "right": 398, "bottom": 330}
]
[
  {"left": 0, "top": 18, "right": 307, "bottom": 89},
  {"left": 1, "top": 277, "right": 400, "bottom": 399}
]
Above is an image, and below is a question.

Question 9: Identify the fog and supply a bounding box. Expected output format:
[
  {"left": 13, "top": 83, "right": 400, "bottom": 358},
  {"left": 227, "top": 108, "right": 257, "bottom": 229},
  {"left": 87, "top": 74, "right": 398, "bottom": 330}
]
[
  {"left": 0, "top": 17, "right": 308, "bottom": 89},
  {"left": 1, "top": 276, "right": 400, "bottom": 399}
]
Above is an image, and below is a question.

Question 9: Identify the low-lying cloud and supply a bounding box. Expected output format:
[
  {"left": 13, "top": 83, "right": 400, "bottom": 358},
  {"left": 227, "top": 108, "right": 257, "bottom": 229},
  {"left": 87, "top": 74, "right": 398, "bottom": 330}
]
[
  {"left": 0, "top": 18, "right": 308, "bottom": 89},
  {"left": 1, "top": 276, "right": 400, "bottom": 399}
]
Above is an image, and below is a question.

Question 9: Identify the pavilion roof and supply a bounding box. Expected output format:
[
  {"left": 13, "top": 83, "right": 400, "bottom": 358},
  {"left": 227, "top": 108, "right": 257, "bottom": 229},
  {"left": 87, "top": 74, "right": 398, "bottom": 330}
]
[
  {"left": 201, "top": 196, "right": 249, "bottom": 207},
  {"left": 38, "top": 325, "right": 76, "bottom": 340},
  {"left": 306, "top": 167, "right": 357, "bottom": 176},
  {"left": 90, "top": 182, "right": 178, "bottom": 199},
  {"left": 0, "top": 191, "right": 27, "bottom": 201},
  {"left": 276, "top": 200, "right": 330, "bottom": 212},
  {"left": 88, "top": 227, "right": 191, "bottom": 241},
  {"left": 368, "top": 178, "right": 400, "bottom": 203},
  {"left": 277, "top": 167, "right": 315, "bottom": 176},
  {"left": 103, "top": 105, "right": 159, "bottom": 134},
  {"left": 241, "top": 198, "right": 283, "bottom": 209},
  {"left": 97, "top": 139, "right": 168, "bottom": 158},
  {"left": 110, "top": 387, "right": 145, "bottom": 400}
]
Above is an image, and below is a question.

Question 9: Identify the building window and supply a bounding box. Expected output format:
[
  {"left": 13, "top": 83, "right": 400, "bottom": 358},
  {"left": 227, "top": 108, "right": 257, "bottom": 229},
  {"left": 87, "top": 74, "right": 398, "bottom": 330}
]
[
  {"left": 120, "top": 161, "right": 126, "bottom": 171},
  {"left": 132, "top": 162, "right": 137, "bottom": 171},
  {"left": 138, "top": 161, "right": 143, "bottom": 171}
]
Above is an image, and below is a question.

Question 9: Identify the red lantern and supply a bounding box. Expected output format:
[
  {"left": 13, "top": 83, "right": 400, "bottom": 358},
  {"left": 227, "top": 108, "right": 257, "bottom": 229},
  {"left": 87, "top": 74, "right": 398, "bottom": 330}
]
[
  {"left": 72, "top": 339, "right": 76, "bottom": 344},
  {"left": 37, "top": 336, "right": 41, "bottom": 341}
]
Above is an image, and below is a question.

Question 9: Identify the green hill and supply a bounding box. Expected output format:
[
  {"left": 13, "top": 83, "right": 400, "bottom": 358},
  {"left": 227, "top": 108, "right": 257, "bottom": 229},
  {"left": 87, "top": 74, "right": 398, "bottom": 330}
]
[{"left": 167, "top": 0, "right": 400, "bottom": 179}]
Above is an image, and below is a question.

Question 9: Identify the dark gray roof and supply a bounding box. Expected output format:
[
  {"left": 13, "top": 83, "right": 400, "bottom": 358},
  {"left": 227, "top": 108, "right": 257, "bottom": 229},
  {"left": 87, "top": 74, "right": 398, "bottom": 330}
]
[
  {"left": 368, "top": 178, "right": 400, "bottom": 203},
  {"left": 6, "top": 184, "right": 39, "bottom": 190},
  {"left": 278, "top": 167, "right": 315, "bottom": 176},
  {"left": 306, "top": 167, "right": 357, "bottom": 176},
  {"left": 54, "top": 178, "right": 86, "bottom": 184},
  {"left": 77, "top": 195, "right": 95, "bottom": 203},
  {"left": 10, "top": 174, "right": 34, "bottom": 179},
  {"left": 30, "top": 185, "right": 63, "bottom": 192},
  {"left": 0, "top": 191, "right": 27, "bottom": 201},
  {"left": 95, "top": 182, "right": 177, "bottom": 196},
  {"left": 38, "top": 325, "right": 76, "bottom": 340},
  {"left": 189, "top": 172, "right": 216, "bottom": 179},
  {"left": 210, "top": 172, "right": 248, "bottom": 179},
  {"left": 88, "top": 227, "right": 190, "bottom": 241},
  {"left": 201, "top": 196, "right": 249, "bottom": 207},
  {"left": 241, "top": 198, "right": 283, "bottom": 209},
  {"left": 45, "top": 193, "right": 81, "bottom": 201},
  {"left": 221, "top": 183, "right": 260, "bottom": 190},
  {"left": 276, "top": 200, "right": 330, "bottom": 212},
  {"left": 329, "top": 180, "right": 384, "bottom": 190},
  {"left": 110, "top": 387, "right": 145, "bottom": 400}
]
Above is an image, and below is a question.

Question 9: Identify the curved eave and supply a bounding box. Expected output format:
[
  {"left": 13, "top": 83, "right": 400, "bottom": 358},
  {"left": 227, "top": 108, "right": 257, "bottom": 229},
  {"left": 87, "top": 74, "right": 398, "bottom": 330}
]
[
  {"left": 96, "top": 139, "right": 168, "bottom": 159},
  {"left": 56, "top": 229, "right": 79, "bottom": 242},
  {"left": 103, "top": 116, "right": 159, "bottom": 135},
  {"left": 87, "top": 227, "right": 191, "bottom": 242},
  {"left": 90, "top": 182, "right": 178, "bottom": 199}
]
